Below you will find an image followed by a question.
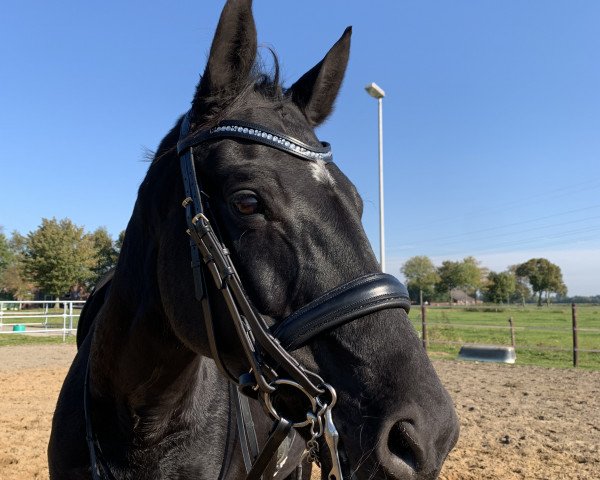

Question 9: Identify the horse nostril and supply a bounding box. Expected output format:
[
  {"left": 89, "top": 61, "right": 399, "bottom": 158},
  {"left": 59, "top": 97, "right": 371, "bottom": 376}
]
[{"left": 387, "top": 421, "right": 422, "bottom": 472}]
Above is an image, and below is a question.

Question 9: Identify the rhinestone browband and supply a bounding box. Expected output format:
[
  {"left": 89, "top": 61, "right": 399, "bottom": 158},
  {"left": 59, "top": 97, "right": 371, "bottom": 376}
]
[{"left": 177, "top": 119, "right": 333, "bottom": 163}]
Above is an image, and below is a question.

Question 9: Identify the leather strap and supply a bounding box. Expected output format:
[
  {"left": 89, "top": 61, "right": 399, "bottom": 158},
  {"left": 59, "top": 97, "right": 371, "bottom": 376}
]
[
  {"left": 217, "top": 383, "right": 238, "bottom": 480},
  {"left": 232, "top": 384, "right": 261, "bottom": 472},
  {"left": 273, "top": 273, "right": 410, "bottom": 351},
  {"left": 246, "top": 419, "right": 292, "bottom": 480}
]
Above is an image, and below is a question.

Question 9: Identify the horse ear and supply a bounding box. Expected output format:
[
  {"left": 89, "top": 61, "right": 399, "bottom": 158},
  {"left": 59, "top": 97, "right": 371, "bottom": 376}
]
[
  {"left": 289, "top": 27, "right": 352, "bottom": 127},
  {"left": 192, "top": 0, "right": 257, "bottom": 116}
]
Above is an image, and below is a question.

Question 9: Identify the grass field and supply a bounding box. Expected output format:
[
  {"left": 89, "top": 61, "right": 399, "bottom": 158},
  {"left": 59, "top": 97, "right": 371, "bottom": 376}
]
[
  {"left": 0, "top": 334, "right": 77, "bottom": 347},
  {"left": 408, "top": 304, "right": 600, "bottom": 369}
]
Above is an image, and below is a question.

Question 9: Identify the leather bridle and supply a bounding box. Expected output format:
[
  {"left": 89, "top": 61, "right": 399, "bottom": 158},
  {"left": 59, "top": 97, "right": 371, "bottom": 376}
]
[
  {"left": 84, "top": 112, "right": 411, "bottom": 480},
  {"left": 177, "top": 111, "right": 411, "bottom": 480}
]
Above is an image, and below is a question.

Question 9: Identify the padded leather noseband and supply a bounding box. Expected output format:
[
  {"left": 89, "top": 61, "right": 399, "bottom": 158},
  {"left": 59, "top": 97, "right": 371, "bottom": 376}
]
[{"left": 273, "top": 273, "right": 410, "bottom": 351}]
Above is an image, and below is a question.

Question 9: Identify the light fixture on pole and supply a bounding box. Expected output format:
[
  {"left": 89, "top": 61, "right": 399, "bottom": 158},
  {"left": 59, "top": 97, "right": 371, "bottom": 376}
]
[{"left": 365, "top": 82, "right": 386, "bottom": 272}]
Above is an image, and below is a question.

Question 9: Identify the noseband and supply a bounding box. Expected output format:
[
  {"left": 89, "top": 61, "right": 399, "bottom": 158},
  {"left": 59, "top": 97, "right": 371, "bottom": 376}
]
[{"left": 176, "top": 111, "right": 411, "bottom": 480}]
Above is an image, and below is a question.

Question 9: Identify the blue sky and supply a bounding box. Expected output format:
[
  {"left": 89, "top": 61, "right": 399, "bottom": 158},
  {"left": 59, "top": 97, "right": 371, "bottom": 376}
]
[{"left": 1, "top": 1, "right": 599, "bottom": 295}]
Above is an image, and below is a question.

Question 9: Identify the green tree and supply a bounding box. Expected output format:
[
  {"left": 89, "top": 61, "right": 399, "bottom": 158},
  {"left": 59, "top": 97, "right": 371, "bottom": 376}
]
[
  {"left": 437, "top": 261, "right": 462, "bottom": 304},
  {"left": 0, "top": 228, "right": 13, "bottom": 298},
  {"left": 115, "top": 230, "right": 126, "bottom": 252},
  {"left": 0, "top": 228, "right": 11, "bottom": 275},
  {"left": 401, "top": 256, "right": 440, "bottom": 305},
  {"left": 0, "top": 262, "right": 32, "bottom": 300},
  {"left": 551, "top": 281, "right": 568, "bottom": 304},
  {"left": 0, "top": 230, "right": 32, "bottom": 300},
  {"left": 515, "top": 258, "right": 567, "bottom": 307},
  {"left": 508, "top": 264, "right": 530, "bottom": 306},
  {"left": 89, "top": 227, "right": 119, "bottom": 284},
  {"left": 437, "top": 257, "right": 485, "bottom": 304},
  {"left": 485, "top": 271, "right": 516, "bottom": 304},
  {"left": 461, "top": 256, "right": 486, "bottom": 299},
  {"left": 23, "top": 218, "right": 96, "bottom": 303},
  {"left": 8, "top": 231, "right": 27, "bottom": 256}
]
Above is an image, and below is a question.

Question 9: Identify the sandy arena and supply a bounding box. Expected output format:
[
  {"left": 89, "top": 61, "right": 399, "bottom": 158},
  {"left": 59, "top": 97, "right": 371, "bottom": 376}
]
[{"left": 0, "top": 345, "right": 598, "bottom": 479}]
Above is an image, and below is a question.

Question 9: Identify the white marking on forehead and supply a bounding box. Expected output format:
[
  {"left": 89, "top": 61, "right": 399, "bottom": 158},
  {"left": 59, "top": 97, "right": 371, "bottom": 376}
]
[{"left": 309, "top": 159, "right": 336, "bottom": 186}]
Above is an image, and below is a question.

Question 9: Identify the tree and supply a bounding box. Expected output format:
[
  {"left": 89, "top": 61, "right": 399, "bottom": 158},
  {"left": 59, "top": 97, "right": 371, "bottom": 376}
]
[
  {"left": 461, "top": 256, "right": 486, "bottom": 299},
  {"left": 437, "top": 257, "right": 485, "bottom": 304},
  {"left": 401, "top": 256, "right": 439, "bottom": 305},
  {"left": 508, "top": 264, "right": 530, "bottom": 306},
  {"left": 515, "top": 258, "right": 567, "bottom": 307},
  {"left": 115, "top": 230, "right": 126, "bottom": 252},
  {"left": 23, "top": 218, "right": 96, "bottom": 303},
  {"left": 89, "top": 227, "right": 119, "bottom": 285},
  {"left": 0, "top": 229, "right": 13, "bottom": 298},
  {"left": 0, "top": 262, "right": 32, "bottom": 300},
  {"left": 0, "top": 230, "right": 32, "bottom": 300},
  {"left": 8, "top": 231, "right": 27, "bottom": 256},
  {"left": 437, "top": 261, "right": 462, "bottom": 304},
  {"left": 485, "top": 271, "right": 516, "bottom": 304},
  {"left": 0, "top": 228, "right": 11, "bottom": 275}
]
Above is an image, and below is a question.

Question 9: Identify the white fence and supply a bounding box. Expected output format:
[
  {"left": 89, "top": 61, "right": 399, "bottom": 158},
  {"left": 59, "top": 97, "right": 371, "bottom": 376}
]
[{"left": 0, "top": 300, "right": 85, "bottom": 341}]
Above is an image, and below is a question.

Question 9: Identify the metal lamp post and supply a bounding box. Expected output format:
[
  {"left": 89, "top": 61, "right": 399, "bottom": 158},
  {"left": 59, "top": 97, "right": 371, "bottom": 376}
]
[{"left": 365, "top": 82, "right": 386, "bottom": 272}]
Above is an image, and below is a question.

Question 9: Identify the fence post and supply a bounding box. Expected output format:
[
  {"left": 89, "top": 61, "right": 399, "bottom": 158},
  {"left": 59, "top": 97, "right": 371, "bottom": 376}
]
[
  {"left": 572, "top": 303, "right": 578, "bottom": 367},
  {"left": 62, "top": 302, "right": 67, "bottom": 342},
  {"left": 69, "top": 301, "right": 73, "bottom": 333},
  {"left": 421, "top": 303, "right": 428, "bottom": 351},
  {"left": 508, "top": 317, "right": 516, "bottom": 348}
]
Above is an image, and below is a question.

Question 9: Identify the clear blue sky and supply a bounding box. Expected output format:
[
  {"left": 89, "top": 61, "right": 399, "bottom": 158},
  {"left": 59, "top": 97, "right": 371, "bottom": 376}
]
[{"left": 1, "top": 1, "right": 599, "bottom": 295}]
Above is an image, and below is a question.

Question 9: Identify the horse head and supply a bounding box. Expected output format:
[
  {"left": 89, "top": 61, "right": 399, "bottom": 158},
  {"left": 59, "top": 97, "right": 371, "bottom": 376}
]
[{"left": 76, "top": 1, "right": 459, "bottom": 479}]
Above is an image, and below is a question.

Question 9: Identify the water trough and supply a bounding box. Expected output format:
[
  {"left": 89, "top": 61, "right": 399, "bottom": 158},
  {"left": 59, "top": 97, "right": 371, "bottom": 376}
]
[{"left": 458, "top": 344, "right": 516, "bottom": 364}]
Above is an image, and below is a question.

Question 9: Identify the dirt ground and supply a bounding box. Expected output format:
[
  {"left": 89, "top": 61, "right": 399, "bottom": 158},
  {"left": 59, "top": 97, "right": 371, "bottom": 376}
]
[{"left": 0, "top": 346, "right": 598, "bottom": 480}]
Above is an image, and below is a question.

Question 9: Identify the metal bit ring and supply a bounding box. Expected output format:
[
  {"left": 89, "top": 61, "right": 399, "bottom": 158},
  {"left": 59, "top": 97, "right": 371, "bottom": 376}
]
[{"left": 264, "top": 379, "right": 318, "bottom": 428}]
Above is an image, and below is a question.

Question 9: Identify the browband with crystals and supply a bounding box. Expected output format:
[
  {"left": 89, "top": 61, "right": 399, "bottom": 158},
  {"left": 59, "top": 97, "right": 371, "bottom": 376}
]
[{"left": 177, "top": 118, "right": 333, "bottom": 163}]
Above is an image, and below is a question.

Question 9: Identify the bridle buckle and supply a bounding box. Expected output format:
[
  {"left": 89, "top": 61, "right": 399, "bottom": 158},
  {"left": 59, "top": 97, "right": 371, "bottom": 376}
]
[{"left": 192, "top": 212, "right": 210, "bottom": 226}]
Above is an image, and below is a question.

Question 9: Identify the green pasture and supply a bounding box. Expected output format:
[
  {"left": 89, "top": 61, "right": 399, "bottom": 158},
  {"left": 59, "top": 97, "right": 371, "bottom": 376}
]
[
  {"left": 0, "top": 334, "right": 76, "bottom": 347},
  {"left": 408, "top": 304, "right": 600, "bottom": 369}
]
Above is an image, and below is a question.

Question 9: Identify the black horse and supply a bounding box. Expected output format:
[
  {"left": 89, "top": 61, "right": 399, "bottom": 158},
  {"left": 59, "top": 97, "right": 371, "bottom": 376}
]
[{"left": 49, "top": 1, "right": 459, "bottom": 479}]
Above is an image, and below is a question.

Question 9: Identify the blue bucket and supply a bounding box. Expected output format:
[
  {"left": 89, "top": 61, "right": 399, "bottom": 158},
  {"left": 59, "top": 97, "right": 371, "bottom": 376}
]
[{"left": 12, "top": 324, "right": 26, "bottom": 332}]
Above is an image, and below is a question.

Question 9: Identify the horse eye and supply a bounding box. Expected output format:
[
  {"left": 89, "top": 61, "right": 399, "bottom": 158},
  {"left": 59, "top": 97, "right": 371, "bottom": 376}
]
[{"left": 232, "top": 192, "right": 261, "bottom": 216}]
